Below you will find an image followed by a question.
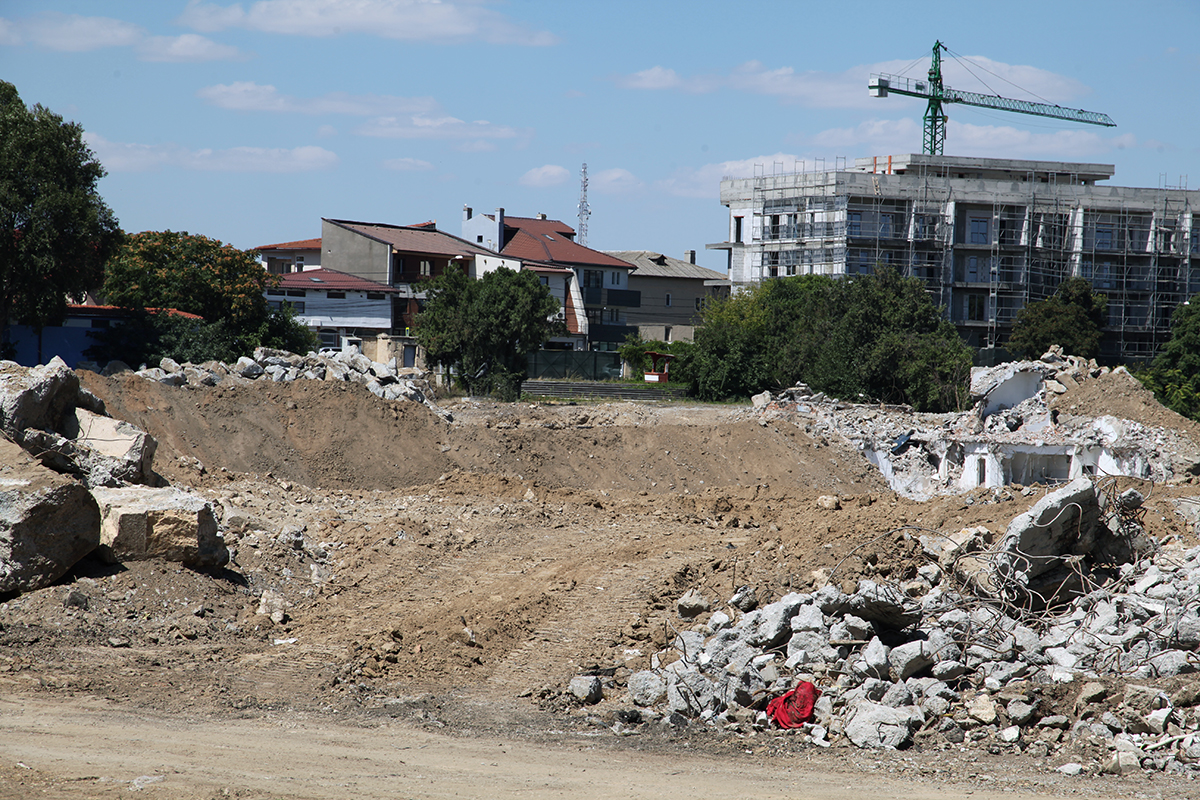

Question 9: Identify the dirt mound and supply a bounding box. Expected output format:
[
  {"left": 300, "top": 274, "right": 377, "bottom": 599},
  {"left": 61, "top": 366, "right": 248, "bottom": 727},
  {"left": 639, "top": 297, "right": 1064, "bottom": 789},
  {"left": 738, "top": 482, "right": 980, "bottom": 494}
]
[
  {"left": 78, "top": 373, "right": 885, "bottom": 496},
  {"left": 1052, "top": 369, "right": 1200, "bottom": 443}
]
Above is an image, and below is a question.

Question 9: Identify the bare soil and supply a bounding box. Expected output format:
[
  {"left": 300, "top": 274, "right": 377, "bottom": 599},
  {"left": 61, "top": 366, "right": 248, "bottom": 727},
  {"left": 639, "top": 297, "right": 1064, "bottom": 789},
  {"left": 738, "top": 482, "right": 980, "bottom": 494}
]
[{"left": 3, "top": 370, "right": 1200, "bottom": 798}]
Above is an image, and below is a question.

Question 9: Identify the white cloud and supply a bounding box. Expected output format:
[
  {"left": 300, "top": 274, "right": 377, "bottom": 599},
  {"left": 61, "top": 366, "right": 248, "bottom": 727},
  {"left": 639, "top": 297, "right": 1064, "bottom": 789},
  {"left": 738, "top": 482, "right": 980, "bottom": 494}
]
[
  {"left": 84, "top": 133, "right": 337, "bottom": 173},
  {"left": 15, "top": 12, "right": 144, "bottom": 51},
  {"left": 655, "top": 153, "right": 803, "bottom": 199},
  {"left": 617, "top": 54, "right": 1096, "bottom": 111},
  {"left": 358, "top": 114, "right": 522, "bottom": 141},
  {"left": 519, "top": 164, "right": 570, "bottom": 188},
  {"left": 807, "top": 118, "right": 923, "bottom": 153},
  {"left": 592, "top": 168, "right": 642, "bottom": 194},
  {"left": 2, "top": 11, "right": 246, "bottom": 61},
  {"left": 384, "top": 157, "right": 434, "bottom": 171},
  {"left": 178, "top": 0, "right": 557, "bottom": 45},
  {"left": 138, "top": 34, "right": 244, "bottom": 62},
  {"left": 942, "top": 121, "right": 1118, "bottom": 160},
  {"left": 198, "top": 82, "right": 436, "bottom": 115}
]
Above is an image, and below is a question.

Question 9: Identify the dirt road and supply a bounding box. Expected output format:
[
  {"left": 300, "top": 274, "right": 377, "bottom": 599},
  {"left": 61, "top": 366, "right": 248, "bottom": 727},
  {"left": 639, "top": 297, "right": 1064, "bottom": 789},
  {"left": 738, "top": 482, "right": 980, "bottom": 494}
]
[{"left": 0, "top": 694, "right": 1173, "bottom": 800}]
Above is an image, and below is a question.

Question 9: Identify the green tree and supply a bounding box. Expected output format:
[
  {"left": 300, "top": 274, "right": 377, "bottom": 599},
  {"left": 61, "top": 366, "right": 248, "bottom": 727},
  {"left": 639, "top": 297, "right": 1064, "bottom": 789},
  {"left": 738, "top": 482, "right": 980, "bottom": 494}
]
[
  {"left": 99, "top": 230, "right": 316, "bottom": 363},
  {"left": 1138, "top": 297, "right": 1200, "bottom": 421},
  {"left": 0, "top": 81, "right": 122, "bottom": 356},
  {"left": 415, "top": 265, "right": 558, "bottom": 400},
  {"left": 1006, "top": 277, "right": 1108, "bottom": 359},
  {"left": 690, "top": 268, "right": 971, "bottom": 411}
]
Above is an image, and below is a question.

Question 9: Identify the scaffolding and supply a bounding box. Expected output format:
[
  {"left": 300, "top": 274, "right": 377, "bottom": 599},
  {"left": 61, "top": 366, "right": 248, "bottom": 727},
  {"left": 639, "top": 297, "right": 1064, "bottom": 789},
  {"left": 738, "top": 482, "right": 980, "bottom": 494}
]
[{"left": 730, "top": 156, "right": 1199, "bottom": 363}]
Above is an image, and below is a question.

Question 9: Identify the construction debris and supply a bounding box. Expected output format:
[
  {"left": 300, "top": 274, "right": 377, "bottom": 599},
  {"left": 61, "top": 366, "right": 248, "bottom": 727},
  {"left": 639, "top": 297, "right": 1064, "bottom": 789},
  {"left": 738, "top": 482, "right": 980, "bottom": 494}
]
[{"left": 758, "top": 347, "right": 1200, "bottom": 499}]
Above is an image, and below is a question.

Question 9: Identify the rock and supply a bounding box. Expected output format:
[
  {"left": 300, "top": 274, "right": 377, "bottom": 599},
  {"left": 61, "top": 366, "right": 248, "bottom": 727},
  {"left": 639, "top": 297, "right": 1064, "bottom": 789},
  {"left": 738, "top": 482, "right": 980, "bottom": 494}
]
[
  {"left": 889, "top": 639, "right": 938, "bottom": 681},
  {"left": 0, "top": 357, "right": 80, "bottom": 437},
  {"left": 995, "top": 477, "right": 1101, "bottom": 588},
  {"left": 846, "top": 580, "right": 921, "bottom": 628},
  {"left": 90, "top": 486, "right": 229, "bottom": 567},
  {"left": 666, "top": 663, "right": 718, "bottom": 717},
  {"left": 750, "top": 391, "right": 772, "bottom": 411},
  {"left": 676, "top": 588, "right": 710, "bottom": 618},
  {"left": 856, "top": 636, "right": 891, "bottom": 679},
  {"left": 844, "top": 702, "right": 918, "bottom": 749},
  {"left": 738, "top": 593, "right": 808, "bottom": 647},
  {"left": 1007, "top": 699, "right": 1038, "bottom": 725},
  {"left": 998, "top": 725, "right": 1021, "bottom": 743},
  {"left": 256, "top": 589, "right": 288, "bottom": 624},
  {"left": 57, "top": 407, "right": 157, "bottom": 485},
  {"left": 1075, "top": 681, "right": 1108, "bottom": 709},
  {"left": 816, "top": 495, "right": 841, "bottom": 510},
  {"left": 1123, "top": 684, "right": 1167, "bottom": 711},
  {"left": 1101, "top": 750, "right": 1141, "bottom": 775},
  {"left": 968, "top": 694, "right": 997, "bottom": 724},
  {"left": 1056, "top": 762, "right": 1083, "bottom": 776},
  {"left": 728, "top": 585, "right": 757, "bottom": 612},
  {"left": 628, "top": 670, "right": 666, "bottom": 707},
  {"left": 234, "top": 356, "right": 264, "bottom": 378},
  {"left": 569, "top": 675, "right": 603, "bottom": 704},
  {"left": 0, "top": 438, "right": 101, "bottom": 593}
]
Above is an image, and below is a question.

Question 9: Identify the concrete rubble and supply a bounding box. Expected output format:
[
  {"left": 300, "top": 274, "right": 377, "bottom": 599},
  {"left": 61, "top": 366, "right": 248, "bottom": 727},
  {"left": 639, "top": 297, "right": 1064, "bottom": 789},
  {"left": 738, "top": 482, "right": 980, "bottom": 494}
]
[
  {"left": 1, "top": 358, "right": 224, "bottom": 592},
  {"left": 756, "top": 346, "right": 1200, "bottom": 500},
  {"left": 606, "top": 475, "right": 1200, "bottom": 778},
  {"left": 79, "top": 345, "right": 450, "bottom": 421}
]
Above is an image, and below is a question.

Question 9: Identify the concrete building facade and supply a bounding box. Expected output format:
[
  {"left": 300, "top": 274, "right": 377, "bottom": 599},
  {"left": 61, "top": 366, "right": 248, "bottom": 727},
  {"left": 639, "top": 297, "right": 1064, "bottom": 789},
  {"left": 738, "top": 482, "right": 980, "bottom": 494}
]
[
  {"left": 710, "top": 154, "right": 1200, "bottom": 362},
  {"left": 605, "top": 250, "right": 730, "bottom": 343}
]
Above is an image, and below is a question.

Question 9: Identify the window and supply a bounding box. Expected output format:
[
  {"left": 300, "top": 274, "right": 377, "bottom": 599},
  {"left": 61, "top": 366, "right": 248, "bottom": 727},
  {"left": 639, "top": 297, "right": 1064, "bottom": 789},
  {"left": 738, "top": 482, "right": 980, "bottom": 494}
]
[
  {"left": 269, "top": 300, "right": 305, "bottom": 314},
  {"left": 879, "top": 214, "right": 894, "bottom": 239},
  {"left": 326, "top": 291, "right": 345, "bottom": 299},
  {"left": 1095, "top": 225, "right": 1114, "bottom": 250},
  {"left": 476, "top": 235, "right": 484, "bottom": 243},
  {"left": 970, "top": 217, "right": 989, "bottom": 244},
  {"left": 366, "top": 292, "right": 385, "bottom": 300},
  {"left": 419, "top": 259, "right": 432, "bottom": 277},
  {"left": 583, "top": 270, "right": 603, "bottom": 288},
  {"left": 734, "top": 216, "right": 743, "bottom": 243},
  {"left": 847, "top": 212, "right": 862, "bottom": 237},
  {"left": 295, "top": 256, "right": 305, "bottom": 265},
  {"left": 603, "top": 308, "right": 620, "bottom": 323},
  {"left": 539, "top": 276, "right": 549, "bottom": 286},
  {"left": 286, "top": 289, "right": 306, "bottom": 297},
  {"left": 610, "top": 271, "right": 620, "bottom": 286},
  {"left": 694, "top": 297, "right": 702, "bottom": 311},
  {"left": 966, "top": 256, "right": 980, "bottom": 281},
  {"left": 967, "top": 294, "right": 985, "bottom": 321},
  {"left": 665, "top": 293, "right": 672, "bottom": 307}
]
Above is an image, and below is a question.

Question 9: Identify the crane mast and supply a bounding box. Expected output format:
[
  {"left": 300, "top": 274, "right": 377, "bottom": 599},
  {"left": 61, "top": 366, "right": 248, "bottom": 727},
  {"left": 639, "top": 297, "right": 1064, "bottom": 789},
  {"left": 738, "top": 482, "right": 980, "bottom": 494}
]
[{"left": 870, "top": 41, "right": 1115, "bottom": 155}]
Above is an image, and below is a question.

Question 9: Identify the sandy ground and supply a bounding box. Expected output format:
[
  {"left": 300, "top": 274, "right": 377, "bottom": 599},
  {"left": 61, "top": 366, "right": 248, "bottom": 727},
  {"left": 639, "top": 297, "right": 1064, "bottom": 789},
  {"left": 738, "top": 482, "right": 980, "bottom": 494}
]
[{"left": 2, "top": 369, "right": 1200, "bottom": 798}]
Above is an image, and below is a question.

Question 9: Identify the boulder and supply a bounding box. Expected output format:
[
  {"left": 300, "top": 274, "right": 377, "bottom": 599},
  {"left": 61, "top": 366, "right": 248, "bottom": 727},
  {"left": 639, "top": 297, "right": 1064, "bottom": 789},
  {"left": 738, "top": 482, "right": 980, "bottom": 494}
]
[
  {"left": 569, "top": 675, "right": 603, "bottom": 704},
  {"left": 844, "top": 701, "right": 918, "bottom": 749},
  {"left": 995, "top": 477, "right": 1101, "bottom": 587},
  {"left": 90, "top": 486, "right": 228, "bottom": 567},
  {"left": 0, "top": 438, "right": 100, "bottom": 593},
  {"left": 58, "top": 407, "right": 157, "bottom": 485},
  {"left": 628, "top": 670, "right": 666, "bottom": 706},
  {"left": 0, "top": 357, "right": 80, "bottom": 436}
]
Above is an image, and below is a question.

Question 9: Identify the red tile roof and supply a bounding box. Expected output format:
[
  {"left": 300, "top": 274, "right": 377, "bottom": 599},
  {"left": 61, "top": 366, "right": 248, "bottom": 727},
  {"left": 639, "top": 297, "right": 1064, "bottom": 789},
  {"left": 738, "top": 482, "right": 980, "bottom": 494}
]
[
  {"left": 69, "top": 304, "right": 205, "bottom": 320},
  {"left": 277, "top": 268, "right": 397, "bottom": 293},
  {"left": 255, "top": 238, "right": 322, "bottom": 251},
  {"left": 499, "top": 223, "right": 633, "bottom": 269}
]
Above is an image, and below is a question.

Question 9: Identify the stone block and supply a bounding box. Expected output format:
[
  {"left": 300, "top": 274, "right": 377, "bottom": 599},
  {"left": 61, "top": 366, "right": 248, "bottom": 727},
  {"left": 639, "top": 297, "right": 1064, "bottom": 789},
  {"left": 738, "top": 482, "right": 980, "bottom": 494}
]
[
  {"left": 91, "top": 486, "right": 228, "bottom": 567},
  {"left": 844, "top": 701, "right": 917, "bottom": 749}
]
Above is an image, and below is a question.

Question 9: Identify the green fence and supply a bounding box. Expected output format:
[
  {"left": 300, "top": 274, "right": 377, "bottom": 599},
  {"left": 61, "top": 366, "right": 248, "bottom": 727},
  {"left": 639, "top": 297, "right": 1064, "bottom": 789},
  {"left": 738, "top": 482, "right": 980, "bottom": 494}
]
[{"left": 527, "top": 350, "right": 622, "bottom": 381}]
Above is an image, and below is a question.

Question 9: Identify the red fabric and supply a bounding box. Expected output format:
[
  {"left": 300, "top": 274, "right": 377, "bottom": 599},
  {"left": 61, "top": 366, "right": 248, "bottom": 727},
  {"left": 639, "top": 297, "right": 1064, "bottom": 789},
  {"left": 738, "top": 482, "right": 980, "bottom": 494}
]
[{"left": 767, "top": 681, "right": 821, "bottom": 728}]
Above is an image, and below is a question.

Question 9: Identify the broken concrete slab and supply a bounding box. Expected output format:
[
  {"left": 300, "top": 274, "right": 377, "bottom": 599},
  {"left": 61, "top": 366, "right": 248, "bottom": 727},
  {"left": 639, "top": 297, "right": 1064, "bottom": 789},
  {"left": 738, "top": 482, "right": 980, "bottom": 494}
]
[
  {"left": 90, "top": 486, "right": 228, "bottom": 567},
  {"left": 59, "top": 407, "right": 157, "bottom": 485},
  {"left": 0, "top": 437, "right": 100, "bottom": 594},
  {"left": 994, "top": 477, "right": 1101, "bottom": 588}
]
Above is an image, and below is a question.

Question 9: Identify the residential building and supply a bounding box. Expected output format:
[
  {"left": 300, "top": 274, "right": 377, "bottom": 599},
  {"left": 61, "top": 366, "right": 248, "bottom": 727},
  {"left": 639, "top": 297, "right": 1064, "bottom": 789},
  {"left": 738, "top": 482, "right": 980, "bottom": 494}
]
[
  {"left": 462, "top": 208, "right": 637, "bottom": 350},
  {"left": 258, "top": 238, "right": 322, "bottom": 274},
  {"left": 267, "top": 268, "right": 400, "bottom": 357},
  {"left": 710, "top": 154, "right": 1200, "bottom": 362},
  {"left": 606, "top": 249, "right": 730, "bottom": 342}
]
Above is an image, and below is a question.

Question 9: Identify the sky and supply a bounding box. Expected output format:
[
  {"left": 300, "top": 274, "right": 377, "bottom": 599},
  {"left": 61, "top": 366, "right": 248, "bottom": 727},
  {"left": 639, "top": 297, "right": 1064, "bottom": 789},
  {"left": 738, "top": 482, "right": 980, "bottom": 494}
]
[{"left": 3, "top": 0, "right": 1198, "bottom": 273}]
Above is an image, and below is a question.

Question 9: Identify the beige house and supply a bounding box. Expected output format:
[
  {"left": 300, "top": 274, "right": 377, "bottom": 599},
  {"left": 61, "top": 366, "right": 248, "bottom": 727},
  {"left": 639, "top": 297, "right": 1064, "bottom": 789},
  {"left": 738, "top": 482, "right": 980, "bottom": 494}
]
[{"left": 606, "top": 250, "right": 730, "bottom": 342}]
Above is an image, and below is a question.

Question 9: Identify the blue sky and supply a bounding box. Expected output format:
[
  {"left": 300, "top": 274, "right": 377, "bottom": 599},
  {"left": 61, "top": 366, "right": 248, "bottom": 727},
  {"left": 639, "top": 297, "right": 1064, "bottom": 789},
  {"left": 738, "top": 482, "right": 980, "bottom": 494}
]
[{"left": 3, "top": 1, "right": 1198, "bottom": 272}]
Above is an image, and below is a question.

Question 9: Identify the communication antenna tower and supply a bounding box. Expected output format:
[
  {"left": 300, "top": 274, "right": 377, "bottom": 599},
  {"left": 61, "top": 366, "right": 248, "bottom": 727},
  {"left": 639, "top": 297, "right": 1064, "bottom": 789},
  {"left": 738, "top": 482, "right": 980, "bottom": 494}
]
[{"left": 577, "top": 162, "right": 590, "bottom": 246}]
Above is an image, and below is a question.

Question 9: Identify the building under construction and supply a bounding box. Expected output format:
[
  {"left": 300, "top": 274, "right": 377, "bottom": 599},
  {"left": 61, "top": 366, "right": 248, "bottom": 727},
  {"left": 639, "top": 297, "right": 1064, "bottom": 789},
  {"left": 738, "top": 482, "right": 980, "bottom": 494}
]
[{"left": 710, "top": 154, "right": 1199, "bottom": 363}]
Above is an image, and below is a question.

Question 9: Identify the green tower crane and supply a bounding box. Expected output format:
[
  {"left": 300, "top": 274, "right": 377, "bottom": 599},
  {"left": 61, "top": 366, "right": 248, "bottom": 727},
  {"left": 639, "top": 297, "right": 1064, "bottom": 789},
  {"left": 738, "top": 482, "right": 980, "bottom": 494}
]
[{"left": 869, "top": 41, "right": 1115, "bottom": 155}]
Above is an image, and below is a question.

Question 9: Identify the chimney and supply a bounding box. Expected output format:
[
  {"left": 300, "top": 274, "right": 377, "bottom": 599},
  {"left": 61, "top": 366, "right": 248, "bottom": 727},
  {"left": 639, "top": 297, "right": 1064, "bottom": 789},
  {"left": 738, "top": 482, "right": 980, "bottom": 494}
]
[
  {"left": 495, "top": 208, "right": 505, "bottom": 252},
  {"left": 684, "top": 249, "right": 696, "bottom": 264},
  {"left": 536, "top": 212, "right": 547, "bottom": 220},
  {"left": 463, "top": 205, "right": 472, "bottom": 221}
]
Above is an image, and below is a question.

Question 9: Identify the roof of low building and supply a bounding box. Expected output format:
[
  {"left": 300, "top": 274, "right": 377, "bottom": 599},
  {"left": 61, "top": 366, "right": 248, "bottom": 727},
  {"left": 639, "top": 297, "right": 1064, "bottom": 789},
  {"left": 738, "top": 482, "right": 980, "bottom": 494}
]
[
  {"left": 69, "top": 304, "right": 205, "bottom": 320},
  {"left": 325, "top": 219, "right": 495, "bottom": 259},
  {"left": 488, "top": 215, "right": 633, "bottom": 269},
  {"left": 255, "top": 238, "right": 322, "bottom": 251},
  {"left": 276, "top": 268, "right": 398, "bottom": 293},
  {"left": 607, "top": 251, "right": 728, "bottom": 281}
]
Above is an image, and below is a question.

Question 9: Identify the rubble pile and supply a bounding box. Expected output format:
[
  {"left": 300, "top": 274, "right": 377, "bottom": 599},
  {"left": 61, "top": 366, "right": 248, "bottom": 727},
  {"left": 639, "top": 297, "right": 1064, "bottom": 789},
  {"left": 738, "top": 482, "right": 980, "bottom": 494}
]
[
  {"left": 80, "top": 346, "right": 448, "bottom": 420},
  {"left": 600, "top": 476, "right": 1200, "bottom": 775},
  {"left": 756, "top": 347, "right": 1200, "bottom": 499},
  {"left": 1, "top": 358, "right": 226, "bottom": 592}
]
